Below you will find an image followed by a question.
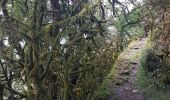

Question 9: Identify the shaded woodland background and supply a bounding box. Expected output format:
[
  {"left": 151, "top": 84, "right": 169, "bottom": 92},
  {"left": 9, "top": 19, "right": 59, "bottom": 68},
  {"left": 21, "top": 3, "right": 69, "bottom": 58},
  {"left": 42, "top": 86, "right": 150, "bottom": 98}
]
[{"left": 0, "top": 0, "right": 170, "bottom": 100}]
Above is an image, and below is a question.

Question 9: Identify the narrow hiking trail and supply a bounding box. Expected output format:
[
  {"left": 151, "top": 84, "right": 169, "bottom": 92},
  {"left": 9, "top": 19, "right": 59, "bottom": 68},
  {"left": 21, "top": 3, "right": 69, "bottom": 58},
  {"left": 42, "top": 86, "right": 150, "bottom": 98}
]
[{"left": 109, "top": 38, "right": 147, "bottom": 100}]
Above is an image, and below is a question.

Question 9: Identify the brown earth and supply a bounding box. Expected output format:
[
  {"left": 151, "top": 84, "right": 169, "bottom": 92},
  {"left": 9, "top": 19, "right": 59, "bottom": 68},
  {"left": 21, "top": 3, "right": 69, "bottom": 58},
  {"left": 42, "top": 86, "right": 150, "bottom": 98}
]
[{"left": 109, "top": 38, "right": 147, "bottom": 100}]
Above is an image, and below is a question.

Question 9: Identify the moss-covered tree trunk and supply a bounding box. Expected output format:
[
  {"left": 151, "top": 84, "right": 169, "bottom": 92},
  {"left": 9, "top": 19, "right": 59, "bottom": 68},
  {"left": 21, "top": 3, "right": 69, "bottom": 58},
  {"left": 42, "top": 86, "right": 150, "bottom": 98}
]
[
  {"left": 24, "top": 0, "right": 50, "bottom": 99},
  {"left": 0, "top": 83, "right": 3, "bottom": 100}
]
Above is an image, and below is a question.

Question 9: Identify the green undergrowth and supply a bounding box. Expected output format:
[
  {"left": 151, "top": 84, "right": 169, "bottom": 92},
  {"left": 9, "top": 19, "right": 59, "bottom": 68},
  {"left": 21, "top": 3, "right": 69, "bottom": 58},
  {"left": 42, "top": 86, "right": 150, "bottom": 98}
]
[
  {"left": 94, "top": 52, "right": 129, "bottom": 99},
  {"left": 94, "top": 65, "right": 118, "bottom": 99},
  {"left": 137, "top": 47, "right": 170, "bottom": 100}
]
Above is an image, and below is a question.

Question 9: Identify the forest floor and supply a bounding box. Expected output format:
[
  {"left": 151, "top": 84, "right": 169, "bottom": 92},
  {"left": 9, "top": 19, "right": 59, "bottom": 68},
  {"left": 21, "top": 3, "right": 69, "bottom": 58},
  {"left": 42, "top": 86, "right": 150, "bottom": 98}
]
[{"left": 109, "top": 38, "right": 147, "bottom": 100}]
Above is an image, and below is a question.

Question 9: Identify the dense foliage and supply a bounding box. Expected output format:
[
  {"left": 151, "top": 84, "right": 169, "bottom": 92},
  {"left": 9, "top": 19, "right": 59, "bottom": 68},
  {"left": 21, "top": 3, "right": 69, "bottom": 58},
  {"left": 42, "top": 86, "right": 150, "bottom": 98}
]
[
  {"left": 139, "top": 0, "right": 170, "bottom": 86},
  {"left": 0, "top": 0, "right": 116, "bottom": 99},
  {"left": 0, "top": 0, "right": 146, "bottom": 99}
]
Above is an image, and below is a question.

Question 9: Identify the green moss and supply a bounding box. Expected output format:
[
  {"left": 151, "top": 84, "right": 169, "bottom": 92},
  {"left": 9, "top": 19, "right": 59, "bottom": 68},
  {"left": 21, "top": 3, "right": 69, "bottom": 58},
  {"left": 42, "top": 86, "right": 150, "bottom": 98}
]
[
  {"left": 94, "top": 65, "right": 118, "bottom": 99},
  {"left": 94, "top": 81, "right": 112, "bottom": 99}
]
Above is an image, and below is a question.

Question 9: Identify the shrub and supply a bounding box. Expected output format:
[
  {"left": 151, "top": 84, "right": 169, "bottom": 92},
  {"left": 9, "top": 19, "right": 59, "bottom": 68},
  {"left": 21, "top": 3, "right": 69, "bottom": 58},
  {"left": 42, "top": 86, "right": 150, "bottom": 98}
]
[
  {"left": 143, "top": 49, "right": 163, "bottom": 73},
  {"left": 140, "top": 49, "right": 170, "bottom": 87}
]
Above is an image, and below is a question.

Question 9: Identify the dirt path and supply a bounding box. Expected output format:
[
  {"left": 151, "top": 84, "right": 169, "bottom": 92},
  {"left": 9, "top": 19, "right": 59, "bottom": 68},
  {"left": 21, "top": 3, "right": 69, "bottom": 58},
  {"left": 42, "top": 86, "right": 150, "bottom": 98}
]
[{"left": 109, "top": 38, "right": 147, "bottom": 100}]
